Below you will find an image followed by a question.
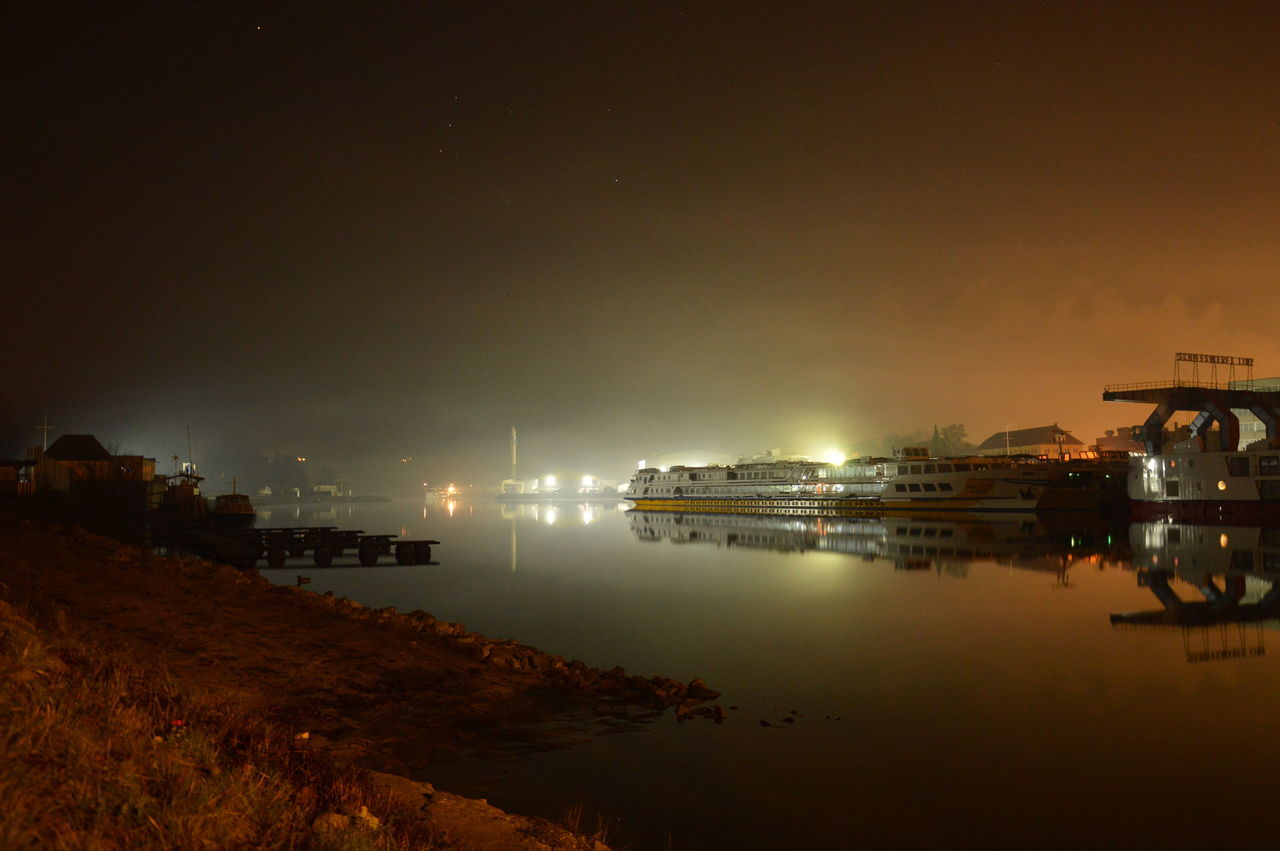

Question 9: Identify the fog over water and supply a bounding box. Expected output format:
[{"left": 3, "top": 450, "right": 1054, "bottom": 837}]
[{"left": 8, "top": 3, "right": 1280, "bottom": 490}]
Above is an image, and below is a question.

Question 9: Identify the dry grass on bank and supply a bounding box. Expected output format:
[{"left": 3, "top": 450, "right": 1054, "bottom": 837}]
[{"left": 0, "top": 596, "right": 433, "bottom": 850}]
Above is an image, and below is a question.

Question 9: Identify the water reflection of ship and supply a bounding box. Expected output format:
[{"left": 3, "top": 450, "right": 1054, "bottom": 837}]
[
  {"left": 626, "top": 510, "right": 1127, "bottom": 576},
  {"left": 1112, "top": 523, "right": 1280, "bottom": 662}
]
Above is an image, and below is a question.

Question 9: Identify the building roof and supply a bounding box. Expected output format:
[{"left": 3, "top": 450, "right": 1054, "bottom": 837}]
[
  {"left": 44, "top": 434, "right": 112, "bottom": 461},
  {"left": 976, "top": 424, "right": 1083, "bottom": 452}
]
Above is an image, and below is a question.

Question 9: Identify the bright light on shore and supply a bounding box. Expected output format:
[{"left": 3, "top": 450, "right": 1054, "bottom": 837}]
[
  {"left": 821, "top": 449, "right": 845, "bottom": 465},
  {"left": 545, "top": 474, "right": 557, "bottom": 488}
]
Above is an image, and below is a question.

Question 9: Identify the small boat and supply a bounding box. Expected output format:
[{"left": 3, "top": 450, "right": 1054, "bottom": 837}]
[
  {"left": 210, "top": 491, "right": 256, "bottom": 529},
  {"left": 152, "top": 472, "right": 255, "bottom": 530}
]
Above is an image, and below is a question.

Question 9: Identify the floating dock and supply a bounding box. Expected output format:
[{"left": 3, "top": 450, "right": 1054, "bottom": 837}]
[{"left": 157, "top": 524, "right": 438, "bottom": 569}]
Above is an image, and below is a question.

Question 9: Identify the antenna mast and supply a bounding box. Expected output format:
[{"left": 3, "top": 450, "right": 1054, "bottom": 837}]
[
  {"left": 510, "top": 427, "right": 518, "bottom": 480},
  {"left": 36, "top": 412, "right": 55, "bottom": 451}
]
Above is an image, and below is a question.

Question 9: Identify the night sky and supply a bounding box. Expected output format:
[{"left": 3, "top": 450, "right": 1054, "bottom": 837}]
[{"left": 8, "top": 2, "right": 1280, "bottom": 488}]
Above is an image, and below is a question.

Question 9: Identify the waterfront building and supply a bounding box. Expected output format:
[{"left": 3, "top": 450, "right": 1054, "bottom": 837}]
[
  {"left": 1231, "top": 377, "right": 1280, "bottom": 449},
  {"left": 975, "top": 424, "right": 1084, "bottom": 458},
  {"left": 29, "top": 434, "right": 156, "bottom": 493},
  {"left": 1094, "top": 427, "right": 1144, "bottom": 454}
]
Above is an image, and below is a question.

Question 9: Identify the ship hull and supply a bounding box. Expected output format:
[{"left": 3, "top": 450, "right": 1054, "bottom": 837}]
[
  {"left": 622, "top": 455, "right": 1128, "bottom": 516},
  {"left": 1126, "top": 446, "right": 1280, "bottom": 524},
  {"left": 1131, "top": 499, "right": 1280, "bottom": 525}
]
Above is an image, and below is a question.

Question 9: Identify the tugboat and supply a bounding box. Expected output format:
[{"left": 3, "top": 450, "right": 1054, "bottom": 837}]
[
  {"left": 154, "top": 469, "right": 256, "bottom": 530},
  {"left": 210, "top": 486, "right": 256, "bottom": 530}
]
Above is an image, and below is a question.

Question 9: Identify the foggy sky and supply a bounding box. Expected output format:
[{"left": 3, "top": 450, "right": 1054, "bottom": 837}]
[{"left": 7, "top": 2, "right": 1280, "bottom": 490}]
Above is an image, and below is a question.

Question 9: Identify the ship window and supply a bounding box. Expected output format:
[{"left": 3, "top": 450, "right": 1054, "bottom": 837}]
[
  {"left": 1261, "top": 456, "right": 1280, "bottom": 476},
  {"left": 910, "top": 465, "right": 922, "bottom": 475},
  {"left": 1164, "top": 480, "right": 1179, "bottom": 498},
  {"left": 1261, "top": 480, "right": 1280, "bottom": 501},
  {"left": 895, "top": 484, "right": 907, "bottom": 492},
  {"left": 936, "top": 464, "right": 952, "bottom": 473},
  {"left": 1228, "top": 456, "right": 1251, "bottom": 477},
  {"left": 897, "top": 465, "right": 909, "bottom": 475},
  {"left": 923, "top": 483, "right": 938, "bottom": 492},
  {"left": 954, "top": 464, "right": 971, "bottom": 472},
  {"left": 908, "top": 483, "right": 922, "bottom": 492},
  {"left": 922, "top": 464, "right": 935, "bottom": 474},
  {"left": 939, "top": 483, "right": 954, "bottom": 491}
]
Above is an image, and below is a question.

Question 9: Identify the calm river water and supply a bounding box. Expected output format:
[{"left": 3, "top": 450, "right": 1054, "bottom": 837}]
[{"left": 257, "top": 499, "right": 1280, "bottom": 849}]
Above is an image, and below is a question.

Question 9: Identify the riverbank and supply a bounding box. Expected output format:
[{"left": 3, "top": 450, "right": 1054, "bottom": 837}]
[{"left": 0, "top": 512, "right": 721, "bottom": 847}]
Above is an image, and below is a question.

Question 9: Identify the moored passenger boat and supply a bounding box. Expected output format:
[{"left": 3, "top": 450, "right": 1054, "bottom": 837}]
[
  {"left": 622, "top": 452, "right": 1125, "bottom": 516},
  {"left": 1126, "top": 439, "right": 1280, "bottom": 523}
]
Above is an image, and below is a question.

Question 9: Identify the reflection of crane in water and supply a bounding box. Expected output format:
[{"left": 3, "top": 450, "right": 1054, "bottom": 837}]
[{"left": 1111, "top": 570, "right": 1276, "bottom": 662}]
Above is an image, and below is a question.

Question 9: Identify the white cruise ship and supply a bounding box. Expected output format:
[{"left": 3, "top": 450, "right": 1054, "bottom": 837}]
[{"left": 622, "top": 451, "right": 1126, "bottom": 516}]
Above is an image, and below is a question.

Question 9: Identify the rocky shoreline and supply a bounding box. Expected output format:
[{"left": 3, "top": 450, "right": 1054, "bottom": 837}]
[
  {"left": 315, "top": 591, "right": 725, "bottom": 722},
  {"left": 0, "top": 513, "right": 723, "bottom": 847}
]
